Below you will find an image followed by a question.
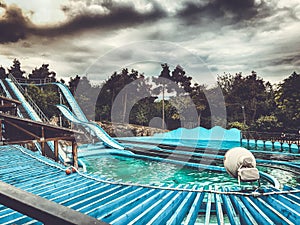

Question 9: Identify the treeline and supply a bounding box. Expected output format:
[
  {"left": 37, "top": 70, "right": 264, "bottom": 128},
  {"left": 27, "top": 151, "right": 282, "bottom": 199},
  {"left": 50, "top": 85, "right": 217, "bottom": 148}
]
[{"left": 0, "top": 59, "right": 299, "bottom": 133}]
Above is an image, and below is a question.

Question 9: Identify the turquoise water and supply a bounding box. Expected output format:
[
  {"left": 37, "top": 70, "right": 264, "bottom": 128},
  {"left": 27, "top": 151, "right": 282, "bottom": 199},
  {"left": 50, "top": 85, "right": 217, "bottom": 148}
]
[
  {"left": 82, "top": 155, "right": 268, "bottom": 186},
  {"left": 81, "top": 138, "right": 299, "bottom": 187}
]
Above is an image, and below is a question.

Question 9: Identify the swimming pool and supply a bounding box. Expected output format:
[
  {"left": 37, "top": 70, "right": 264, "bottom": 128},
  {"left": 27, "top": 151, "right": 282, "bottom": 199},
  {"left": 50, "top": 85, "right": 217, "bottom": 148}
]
[{"left": 78, "top": 138, "right": 300, "bottom": 186}]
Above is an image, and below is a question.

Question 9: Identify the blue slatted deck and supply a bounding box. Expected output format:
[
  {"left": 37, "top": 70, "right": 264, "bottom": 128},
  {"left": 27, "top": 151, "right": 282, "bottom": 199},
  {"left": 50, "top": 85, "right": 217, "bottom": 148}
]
[{"left": 0, "top": 145, "right": 300, "bottom": 224}]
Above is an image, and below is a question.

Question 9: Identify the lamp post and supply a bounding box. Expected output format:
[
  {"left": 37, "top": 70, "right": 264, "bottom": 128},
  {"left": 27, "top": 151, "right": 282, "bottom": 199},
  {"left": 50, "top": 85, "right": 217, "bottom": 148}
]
[{"left": 241, "top": 105, "right": 246, "bottom": 126}]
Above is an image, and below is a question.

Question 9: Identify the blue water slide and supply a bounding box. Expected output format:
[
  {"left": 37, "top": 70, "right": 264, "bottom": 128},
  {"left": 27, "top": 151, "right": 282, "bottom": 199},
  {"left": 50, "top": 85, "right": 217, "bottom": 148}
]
[
  {"left": 57, "top": 104, "right": 124, "bottom": 150},
  {"left": 5, "top": 78, "right": 66, "bottom": 162},
  {"left": 0, "top": 80, "right": 44, "bottom": 153},
  {"left": 54, "top": 82, "right": 88, "bottom": 122},
  {"left": 0, "top": 80, "right": 22, "bottom": 118}
]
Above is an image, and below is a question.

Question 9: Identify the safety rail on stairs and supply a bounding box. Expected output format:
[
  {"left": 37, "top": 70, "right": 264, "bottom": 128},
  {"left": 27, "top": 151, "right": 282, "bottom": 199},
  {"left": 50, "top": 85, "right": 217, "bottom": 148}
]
[{"left": 8, "top": 74, "right": 50, "bottom": 123}]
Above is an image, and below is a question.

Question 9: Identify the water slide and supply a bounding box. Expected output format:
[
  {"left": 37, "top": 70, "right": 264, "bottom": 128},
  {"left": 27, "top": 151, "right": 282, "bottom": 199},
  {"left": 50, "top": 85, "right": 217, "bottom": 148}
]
[
  {"left": 4, "top": 78, "right": 67, "bottom": 162},
  {"left": 52, "top": 82, "right": 124, "bottom": 150},
  {"left": 0, "top": 79, "right": 44, "bottom": 154},
  {"left": 57, "top": 104, "right": 124, "bottom": 150},
  {"left": 0, "top": 80, "right": 22, "bottom": 118},
  {"left": 53, "top": 82, "right": 88, "bottom": 122},
  {"left": 12, "top": 80, "right": 124, "bottom": 150}
]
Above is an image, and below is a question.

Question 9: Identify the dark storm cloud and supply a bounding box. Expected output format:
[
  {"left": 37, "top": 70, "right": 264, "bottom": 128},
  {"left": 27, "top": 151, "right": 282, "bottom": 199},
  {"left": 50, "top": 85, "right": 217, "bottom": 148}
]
[
  {"left": 0, "top": 4, "right": 33, "bottom": 43},
  {"left": 270, "top": 54, "right": 300, "bottom": 66},
  {"left": 33, "top": 2, "right": 166, "bottom": 36},
  {"left": 0, "top": 1, "right": 167, "bottom": 44},
  {"left": 177, "top": 0, "right": 272, "bottom": 25}
]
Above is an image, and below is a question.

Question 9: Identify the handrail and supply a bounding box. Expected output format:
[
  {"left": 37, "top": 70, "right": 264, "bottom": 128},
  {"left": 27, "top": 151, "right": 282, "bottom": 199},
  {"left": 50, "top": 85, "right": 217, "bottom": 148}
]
[
  {"left": 241, "top": 130, "right": 300, "bottom": 151},
  {"left": 8, "top": 74, "right": 50, "bottom": 123},
  {"left": 14, "top": 77, "right": 54, "bottom": 84},
  {"left": 0, "top": 181, "right": 107, "bottom": 225}
]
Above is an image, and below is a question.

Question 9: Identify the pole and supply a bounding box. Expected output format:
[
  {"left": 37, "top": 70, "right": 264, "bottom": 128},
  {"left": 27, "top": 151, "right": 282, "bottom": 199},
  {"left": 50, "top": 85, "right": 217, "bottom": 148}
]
[{"left": 241, "top": 105, "right": 246, "bottom": 126}]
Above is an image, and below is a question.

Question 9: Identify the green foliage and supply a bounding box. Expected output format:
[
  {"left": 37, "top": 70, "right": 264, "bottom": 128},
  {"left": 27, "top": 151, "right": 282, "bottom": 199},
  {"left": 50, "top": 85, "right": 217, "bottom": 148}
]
[
  {"left": 228, "top": 121, "right": 249, "bottom": 131},
  {"left": 29, "top": 64, "right": 56, "bottom": 82},
  {"left": 218, "top": 71, "right": 275, "bottom": 129},
  {"left": 69, "top": 76, "right": 99, "bottom": 120},
  {"left": 26, "top": 84, "right": 60, "bottom": 119},
  {"left": 252, "top": 115, "right": 282, "bottom": 132},
  {"left": 275, "top": 71, "right": 300, "bottom": 132},
  {"left": 8, "top": 59, "right": 25, "bottom": 79},
  {"left": 3, "top": 58, "right": 299, "bottom": 132}
]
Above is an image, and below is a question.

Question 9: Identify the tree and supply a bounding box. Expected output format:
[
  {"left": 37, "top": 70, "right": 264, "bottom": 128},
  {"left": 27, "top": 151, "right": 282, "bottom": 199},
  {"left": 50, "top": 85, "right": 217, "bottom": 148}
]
[
  {"left": 72, "top": 76, "right": 99, "bottom": 120},
  {"left": 275, "top": 71, "right": 300, "bottom": 132},
  {"left": 252, "top": 115, "right": 281, "bottom": 132},
  {"left": 29, "top": 64, "right": 56, "bottom": 83},
  {"left": 171, "top": 65, "right": 193, "bottom": 93},
  {"left": 68, "top": 75, "right": 81, "bottom": 95},
  {"left": 129, "top": 96, "right": 157, "bottom": 125},
  {"left": 0, "top": 66, "right": 6, "bottom": 79},
  {"left": 191, "top": 83, "right": 208, "bottom": 126},
  {"left": 26, "top": 84, "right": 60, "bottom": 119},
  {"left": 8, "top": 59, "right": 25, "bottom": 79},
  {"left": 152, "top": 63, "right": 172, "bottom": 129},
  {"left": 96, "top": 68, "right": 149, "bottom": 123},
  {"left": 218, "top": 71, "right": 273, "bottom": 128}
]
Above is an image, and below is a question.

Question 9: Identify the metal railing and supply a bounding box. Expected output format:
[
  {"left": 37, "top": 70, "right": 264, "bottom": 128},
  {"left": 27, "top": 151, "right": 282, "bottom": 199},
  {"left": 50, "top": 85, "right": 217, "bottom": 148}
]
[
  {"left": 8, "top": 74, "right": 50, "bottom": 123},
  {"left": 242, "top": 130, "right": 300, "bottom": 149},
  {"left": 14, "top": 77, "right": 54, "bottom": 84}
]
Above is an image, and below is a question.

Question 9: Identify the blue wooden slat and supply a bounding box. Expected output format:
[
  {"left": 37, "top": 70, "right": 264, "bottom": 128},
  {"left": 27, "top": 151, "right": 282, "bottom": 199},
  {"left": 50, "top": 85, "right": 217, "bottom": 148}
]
[
  {"left": 74, "top": 186, "right": 136, "bottom": 212},
  {"left": 183, "top": 189, "right": 205, "bottom": 225},
  {"left": 240, "top": 196, "right": 275, "bottom": 225},
  {"left": 126, "top": 185, "right": 184, "bottom": 225},
  {"left": 0, "top": 212, "right": 41, "bottom": 225},
  {"left": 268, "top": 191, "right": 300, "bottom": 214},
  {"left": 145, "top": 185, "right": 190, "bottom": 225},
  {"left": 204, "top": 186, "right": 213, "bottom": 225},
  {"left": 249, "top": 196, "right": 293, "bottom": 225},
  {"left": 220, "top": 188, "right": 240, "bottom": 225},
  {"left": 99, "top": 187, "right": 160, "bottom": 223},
  {"left": 262, "top": 195, "right": 300, "bottom": 224},
  {"left": 283, "top": 186, "right": 300, "bottom": 197},
  {"left": 166, "top": 186, "right": 197, "bottom": 225},
  {"left": 63, "top": 185, "right": 124, "bottom": 207},
  {"left": 84, "top": 186, "right": 147, "bottom": 216},
  {"left": 49, "top": 181, "right": 103, "bottom": 203},
  {"left": 214, "top": 188, "right": 224, "bottom": 225},
  {"left": 282, "top": 186, "right": 300, "bottom": 203},
  {"left": 111, "top": 185, "right": 176, "bottom": 225},
  {"left": 229, "top": 195, "right": 258, "bottom": 225}
]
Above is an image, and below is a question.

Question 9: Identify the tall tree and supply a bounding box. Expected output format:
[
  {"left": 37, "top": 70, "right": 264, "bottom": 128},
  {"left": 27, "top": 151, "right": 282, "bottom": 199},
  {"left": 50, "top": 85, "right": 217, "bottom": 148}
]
[
  {"left": 152, "top": 63, "right": 172, "bottom": 129},
  {"left": 275, "top": 71, "right": 300, "bottom": 132},
  {"left": 191, "top": 83, "right": 208, "bottom": 126},
  {"left": 8, "top": 59, "right": 25, "bottom": 79},
  {"left": 70, "top": 76, "right": 99, "bottom": 120},
  {"left": 218, "top": 71, "right": 274, "bottom": 129},
  {"left": 29, "top": 64, "right": 56, "bottom": 82},
  {"left": 96, "top": 68, "right": 149, "bottom": 123},
  {"left": 171, "top": 65, "right": 193, "bottom": 94},
  {"left": 68, "top": 75, "right": 81, "bottom": 95}
]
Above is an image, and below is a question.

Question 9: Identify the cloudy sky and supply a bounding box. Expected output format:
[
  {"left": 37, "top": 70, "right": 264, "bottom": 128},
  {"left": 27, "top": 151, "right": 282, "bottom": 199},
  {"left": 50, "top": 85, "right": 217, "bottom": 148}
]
[{"left": 0, "top": 0, "right": 299, "bottom": 85}]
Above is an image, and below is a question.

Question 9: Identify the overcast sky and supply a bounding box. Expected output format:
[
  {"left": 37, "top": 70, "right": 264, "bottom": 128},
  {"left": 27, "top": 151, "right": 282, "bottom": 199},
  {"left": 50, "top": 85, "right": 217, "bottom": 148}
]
[{"left": 0, "top": 0, "right": 299, "bottom": 85}]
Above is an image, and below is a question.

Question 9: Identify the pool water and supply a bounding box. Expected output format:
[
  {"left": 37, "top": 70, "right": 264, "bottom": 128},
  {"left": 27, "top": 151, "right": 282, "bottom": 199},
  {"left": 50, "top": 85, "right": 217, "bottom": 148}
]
[{"left": 82, "top": 155, "right": 270, "bottom": 187}]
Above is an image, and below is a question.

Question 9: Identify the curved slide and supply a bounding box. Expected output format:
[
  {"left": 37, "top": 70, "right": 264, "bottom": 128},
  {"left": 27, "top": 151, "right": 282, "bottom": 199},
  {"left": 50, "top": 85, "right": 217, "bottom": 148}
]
[
  {"left": 54, "top": 82, "right": 88, "bottom": 122},
  {"left": 57, "top": 104, "right": 124, "bottom": 150}
]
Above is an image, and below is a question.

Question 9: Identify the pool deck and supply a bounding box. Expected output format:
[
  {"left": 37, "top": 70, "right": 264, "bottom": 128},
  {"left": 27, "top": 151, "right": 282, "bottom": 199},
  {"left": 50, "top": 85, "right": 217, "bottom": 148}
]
[{"left": 1, "top": 145, "right": 300, "bottom": 224}]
